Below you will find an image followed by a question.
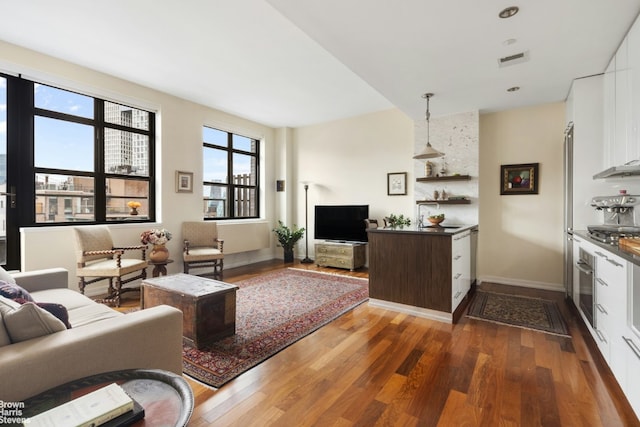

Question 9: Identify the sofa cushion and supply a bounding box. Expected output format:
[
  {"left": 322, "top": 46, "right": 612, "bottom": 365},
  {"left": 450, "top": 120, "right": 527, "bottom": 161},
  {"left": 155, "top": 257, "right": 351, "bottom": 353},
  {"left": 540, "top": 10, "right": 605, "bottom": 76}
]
[
  {"left": 0, "top": 296, "right": 19, "bottom": 346},
  {"left": 0, "top": 299, "right": 66, "bottom": 342},
  {"left": 0, "top": 280, "right": 33, "bottom": 302},
  {"left": 0, "top": 266, "right": 17, "bottom": 284},
  {"left": 66, "top": 304, "right": 123, "bottom": 327},
  {"left": 13, "top": 298, "right": 71, "bottom": 329},
  {"left": 31, "top": 288, "right": 122, "bottom": 328},
  {"left": 32, "top": 288, "right": 96, "bottom": 311}
]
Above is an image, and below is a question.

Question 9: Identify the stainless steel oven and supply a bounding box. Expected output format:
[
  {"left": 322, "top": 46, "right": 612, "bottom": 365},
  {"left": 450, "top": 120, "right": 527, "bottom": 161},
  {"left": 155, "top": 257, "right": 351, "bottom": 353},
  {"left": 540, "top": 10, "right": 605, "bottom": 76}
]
[{"left": 576, "top": 247, "right": 595, "bottom": 328}]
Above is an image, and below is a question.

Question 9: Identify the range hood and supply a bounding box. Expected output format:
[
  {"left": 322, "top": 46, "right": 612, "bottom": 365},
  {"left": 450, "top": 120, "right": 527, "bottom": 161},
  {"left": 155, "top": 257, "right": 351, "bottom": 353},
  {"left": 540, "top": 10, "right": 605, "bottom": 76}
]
[{"left": 593, "top": 160, "right": 640, "bottom": 179}]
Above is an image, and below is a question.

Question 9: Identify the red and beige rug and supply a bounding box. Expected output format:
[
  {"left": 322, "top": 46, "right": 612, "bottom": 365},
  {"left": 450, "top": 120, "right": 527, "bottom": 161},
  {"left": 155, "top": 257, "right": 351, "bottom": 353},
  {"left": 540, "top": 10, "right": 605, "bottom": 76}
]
[{"left": 182, "top": 268, "right": 369, "bottom": 388}]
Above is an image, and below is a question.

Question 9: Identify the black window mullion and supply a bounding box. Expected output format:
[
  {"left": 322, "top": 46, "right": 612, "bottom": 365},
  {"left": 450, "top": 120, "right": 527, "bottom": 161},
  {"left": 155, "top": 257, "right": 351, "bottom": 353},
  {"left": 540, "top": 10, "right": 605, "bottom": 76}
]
[
  {"left": 227, "top": 132, "right": 235, "bottom": 217},
  {"left": 33, "top": 108, "right": 94, "bottom": 127},
  {"left": 147, "top": 113, "right": 156, "bottom": 222},
  {"left": 94, "top": 99, "right": 106, "bottom": 222}
]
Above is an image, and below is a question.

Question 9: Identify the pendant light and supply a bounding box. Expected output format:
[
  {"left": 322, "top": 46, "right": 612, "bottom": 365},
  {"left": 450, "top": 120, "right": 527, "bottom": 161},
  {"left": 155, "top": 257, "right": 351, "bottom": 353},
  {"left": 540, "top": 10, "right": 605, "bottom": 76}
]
[{"left": 413, "top": 93, "right": 444, "bottom": 159}]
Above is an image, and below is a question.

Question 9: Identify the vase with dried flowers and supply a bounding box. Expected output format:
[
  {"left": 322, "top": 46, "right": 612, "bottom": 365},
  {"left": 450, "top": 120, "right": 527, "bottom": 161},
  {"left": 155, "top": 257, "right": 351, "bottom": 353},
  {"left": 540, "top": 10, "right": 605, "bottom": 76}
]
[
  {"left": 141, "top": 228, "right": 172, "bottom": 263},
  {"left": 127, "top": 201, "right": 141, "bottom": 216}
]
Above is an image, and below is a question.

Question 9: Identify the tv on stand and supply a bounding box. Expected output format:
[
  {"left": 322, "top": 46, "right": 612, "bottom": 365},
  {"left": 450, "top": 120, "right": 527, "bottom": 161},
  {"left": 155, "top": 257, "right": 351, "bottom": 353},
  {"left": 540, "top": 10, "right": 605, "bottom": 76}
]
[{"left": 314, "top": 205, "right": 369, "bottom": 243}]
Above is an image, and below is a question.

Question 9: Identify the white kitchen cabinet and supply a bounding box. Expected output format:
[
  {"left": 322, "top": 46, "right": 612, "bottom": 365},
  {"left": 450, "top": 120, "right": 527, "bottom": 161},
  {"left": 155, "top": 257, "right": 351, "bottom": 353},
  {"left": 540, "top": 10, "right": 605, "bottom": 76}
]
[
  {"left": 602, "top": 13, "right": 640, "bottom": 169},
  {"left": 603, "top": 57, "right": 617, "bottom": 169},
  {"left": 622, "top": 329, "right": 640, "bottom": 419},
  {"left": 614, "top": 66, "right": 631, "bottom": 167},
  {"left": 628, "top": 13, "right": 640, "bottom": 163},
  {"left": 577, "top": 236, "right": 639, "bottom": 419},
  {"left": 593, "top": 248, "right": 628, "bottom": 380},
  {"left": 566, "top": 76, "right": 608, "bottom": 230},
  {"left": 451, "top": 231, "right": 470, "bottom": 311}
]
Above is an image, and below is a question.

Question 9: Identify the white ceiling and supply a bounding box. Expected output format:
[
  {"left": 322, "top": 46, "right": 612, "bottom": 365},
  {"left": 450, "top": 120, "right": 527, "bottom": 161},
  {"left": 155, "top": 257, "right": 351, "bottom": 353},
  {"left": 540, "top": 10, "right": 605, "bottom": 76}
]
[{"left": 1, "top": 0, "right": 639, "bottom": 128}]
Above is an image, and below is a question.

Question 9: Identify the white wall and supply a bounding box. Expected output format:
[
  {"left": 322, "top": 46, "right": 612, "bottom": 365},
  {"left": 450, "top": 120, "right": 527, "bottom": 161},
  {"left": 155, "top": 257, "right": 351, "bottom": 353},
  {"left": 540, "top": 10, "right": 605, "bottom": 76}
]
[
  {"left": 1, "top": 40, "right": 279, "bottom": 292},
  {"left": 478, "top": 102, "right": 566, "bottom": 290},
  {"left": 291, "top": 109, "right": 415, "bottom": 258}
]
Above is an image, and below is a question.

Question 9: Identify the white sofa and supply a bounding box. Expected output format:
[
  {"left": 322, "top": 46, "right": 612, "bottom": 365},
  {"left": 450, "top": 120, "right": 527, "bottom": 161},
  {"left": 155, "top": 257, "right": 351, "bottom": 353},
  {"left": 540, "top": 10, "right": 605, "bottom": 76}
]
[{"left": 0, "top": 268, "right": 184, "bottom": 401}]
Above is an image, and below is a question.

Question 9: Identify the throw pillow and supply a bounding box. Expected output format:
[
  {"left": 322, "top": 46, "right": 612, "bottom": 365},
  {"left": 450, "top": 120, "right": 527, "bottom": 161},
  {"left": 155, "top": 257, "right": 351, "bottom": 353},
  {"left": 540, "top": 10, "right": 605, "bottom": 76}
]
[
  {"left": 0, "top": 280, "right": 34, "bottom": 302},
  {"left": 0, "top": 301, "right": 66, "bottom": 343},
  {"left": 13, "top": 298, "right": 71, "bottom": 329},
  {"left": 0, "top": 266, "right": 16, "bottom": 284}
]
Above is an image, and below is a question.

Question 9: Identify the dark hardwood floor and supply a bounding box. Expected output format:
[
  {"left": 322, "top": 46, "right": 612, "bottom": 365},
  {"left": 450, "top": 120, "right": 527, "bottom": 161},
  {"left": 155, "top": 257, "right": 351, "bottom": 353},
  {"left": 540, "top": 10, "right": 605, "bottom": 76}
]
[{"left": 120, "top": 260, "right": 639, "bottom": 426}]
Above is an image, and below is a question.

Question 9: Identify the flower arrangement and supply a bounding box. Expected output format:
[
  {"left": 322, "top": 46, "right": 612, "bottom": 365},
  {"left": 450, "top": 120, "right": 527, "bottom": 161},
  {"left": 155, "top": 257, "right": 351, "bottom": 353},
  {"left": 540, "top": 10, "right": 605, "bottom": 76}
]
[
  {"left": 127, "top": 201, "right": 141, "bottom": 209},
  {"left": 140, "top": 228, "right": 172, "bottom": 246}
]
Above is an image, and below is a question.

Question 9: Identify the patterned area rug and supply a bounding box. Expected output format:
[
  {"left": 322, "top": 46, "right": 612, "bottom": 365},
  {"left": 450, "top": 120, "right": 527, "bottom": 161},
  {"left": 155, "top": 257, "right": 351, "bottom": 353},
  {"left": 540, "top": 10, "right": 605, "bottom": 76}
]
[
  {"left": 182, "top": 268, "right": 368, "bottom": 388},
  {"left": 466, "top": 291, "right": 570, "bottom": 337}
]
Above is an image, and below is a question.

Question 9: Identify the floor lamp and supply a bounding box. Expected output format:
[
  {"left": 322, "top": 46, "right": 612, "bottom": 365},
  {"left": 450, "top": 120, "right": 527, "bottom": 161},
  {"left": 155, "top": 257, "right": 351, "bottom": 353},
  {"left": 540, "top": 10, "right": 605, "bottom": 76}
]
[{"left": 301, "top": 183, "right": 313, "bottom": 264}]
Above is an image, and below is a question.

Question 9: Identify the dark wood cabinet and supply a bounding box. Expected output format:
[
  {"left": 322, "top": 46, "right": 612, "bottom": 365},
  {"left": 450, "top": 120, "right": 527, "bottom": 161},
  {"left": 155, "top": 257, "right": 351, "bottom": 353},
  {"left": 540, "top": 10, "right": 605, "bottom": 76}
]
[{"left": 368, "top": 230, "right": 453, "bottom": 312}]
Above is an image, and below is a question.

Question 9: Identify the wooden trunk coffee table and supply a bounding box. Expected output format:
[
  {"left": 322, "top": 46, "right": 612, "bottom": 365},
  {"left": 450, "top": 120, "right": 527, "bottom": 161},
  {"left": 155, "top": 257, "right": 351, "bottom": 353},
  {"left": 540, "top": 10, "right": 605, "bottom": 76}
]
[{"left": 142, "top": 273, "right": 238, "bottom": 349}]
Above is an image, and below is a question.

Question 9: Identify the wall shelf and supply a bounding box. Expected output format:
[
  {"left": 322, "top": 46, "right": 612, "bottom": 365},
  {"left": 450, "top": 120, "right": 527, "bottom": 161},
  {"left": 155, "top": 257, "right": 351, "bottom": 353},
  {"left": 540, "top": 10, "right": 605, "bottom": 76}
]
[
  {"left": 416, "top": 175, "right": 471, "bottom": 182},
  {"left": 416, "top": 199, "right": 471, "bottom": 205}
]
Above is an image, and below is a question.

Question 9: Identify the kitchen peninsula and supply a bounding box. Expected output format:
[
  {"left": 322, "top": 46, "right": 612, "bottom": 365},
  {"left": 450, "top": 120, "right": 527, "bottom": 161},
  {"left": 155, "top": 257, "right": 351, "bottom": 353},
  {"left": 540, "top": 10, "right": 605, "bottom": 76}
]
[{"left": 367, "top": 224, "right": 478, "bottom": 323}]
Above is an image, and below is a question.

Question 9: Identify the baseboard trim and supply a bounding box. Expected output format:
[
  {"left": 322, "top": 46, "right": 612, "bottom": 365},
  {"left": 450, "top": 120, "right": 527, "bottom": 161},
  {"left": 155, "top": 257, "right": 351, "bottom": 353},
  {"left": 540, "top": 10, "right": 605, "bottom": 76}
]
[
  {"left": 478, "top": 275, "right": 564, "bottom": 292},
  {"left": 368, "top": 299, "right": 453, "bottom": 324}
]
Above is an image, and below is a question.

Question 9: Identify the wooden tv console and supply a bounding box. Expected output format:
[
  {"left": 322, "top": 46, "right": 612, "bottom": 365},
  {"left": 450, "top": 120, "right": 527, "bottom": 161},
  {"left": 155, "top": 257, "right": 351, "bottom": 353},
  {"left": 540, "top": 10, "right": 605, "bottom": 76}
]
[{"left": 315, "top": 241, "right": 366, "bottom": 271}]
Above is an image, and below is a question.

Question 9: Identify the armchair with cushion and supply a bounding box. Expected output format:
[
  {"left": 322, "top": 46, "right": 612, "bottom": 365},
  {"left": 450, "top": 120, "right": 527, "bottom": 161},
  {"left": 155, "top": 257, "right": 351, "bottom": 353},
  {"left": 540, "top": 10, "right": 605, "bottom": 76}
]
[
  {"left": 182, "top": 221, "right": 224, "bottom": 279},
  {"left": 74, "top": 225, "right": 148, "bottom": 307}
]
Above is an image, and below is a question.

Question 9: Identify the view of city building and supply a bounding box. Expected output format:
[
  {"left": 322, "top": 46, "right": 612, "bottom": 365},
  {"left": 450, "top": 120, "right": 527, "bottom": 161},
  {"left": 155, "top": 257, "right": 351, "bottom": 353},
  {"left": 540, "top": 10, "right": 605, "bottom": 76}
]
[{"left": 34, "top": 103, "right": 150, "bottom": 223}]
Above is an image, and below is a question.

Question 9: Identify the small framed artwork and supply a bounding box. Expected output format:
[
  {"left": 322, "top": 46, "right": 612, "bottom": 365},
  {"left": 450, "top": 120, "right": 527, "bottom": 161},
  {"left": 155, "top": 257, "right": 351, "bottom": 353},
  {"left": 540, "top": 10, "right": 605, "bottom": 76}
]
[
  {"left": 387, "top": 172, "right": 407, "bottom": 196},
  {"left": 176, "top": 170, "right": 194, "bottom": 193},
  {"left": 500, "top": 163, "right": 539, "bottom": 195}
]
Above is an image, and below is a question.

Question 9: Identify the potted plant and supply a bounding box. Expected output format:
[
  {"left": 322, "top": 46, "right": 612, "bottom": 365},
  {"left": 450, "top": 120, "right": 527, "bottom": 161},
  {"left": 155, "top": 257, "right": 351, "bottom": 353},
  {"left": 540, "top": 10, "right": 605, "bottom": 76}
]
[
  {"left": 384, "top": 213, "right": 412, "bottom": 228},
  {"left": 272, "top": 220, "right": 305, "bottom": 263}
]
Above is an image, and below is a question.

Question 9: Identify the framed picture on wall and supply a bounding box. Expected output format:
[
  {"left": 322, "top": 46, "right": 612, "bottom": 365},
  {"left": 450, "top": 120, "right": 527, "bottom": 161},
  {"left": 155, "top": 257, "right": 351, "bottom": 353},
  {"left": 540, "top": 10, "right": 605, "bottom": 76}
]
[
  {"left": 176, "top": 170, "right": 193, "bottom": 193},
  {"left": 387, "top": 172, "right": 407, "bottom": 196},
  {"left": 500, "top": 163, "right": 539, "bottom": 195}
]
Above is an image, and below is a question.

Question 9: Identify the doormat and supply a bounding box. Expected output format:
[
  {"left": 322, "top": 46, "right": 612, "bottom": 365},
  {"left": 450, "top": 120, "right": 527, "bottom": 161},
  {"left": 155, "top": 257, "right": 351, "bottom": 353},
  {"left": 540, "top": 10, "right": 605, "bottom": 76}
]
[
  {"left": 182, "top": 268, "right": 368, "bottom": 388},
  {"left": 466, "top": 291, "right": 570, "bottom": 337}
]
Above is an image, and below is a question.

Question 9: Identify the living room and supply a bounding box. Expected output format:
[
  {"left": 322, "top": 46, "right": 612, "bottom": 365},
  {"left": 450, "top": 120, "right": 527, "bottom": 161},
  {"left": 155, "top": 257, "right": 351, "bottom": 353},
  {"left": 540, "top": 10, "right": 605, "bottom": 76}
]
[{"left": 2, "top": 1, "right": 640, "bottom": 425}]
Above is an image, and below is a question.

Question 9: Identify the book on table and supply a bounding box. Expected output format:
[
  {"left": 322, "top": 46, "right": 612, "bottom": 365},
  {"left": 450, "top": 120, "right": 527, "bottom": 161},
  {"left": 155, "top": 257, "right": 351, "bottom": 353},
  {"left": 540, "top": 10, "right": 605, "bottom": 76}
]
[{"left": 27, "top": 382, "right": 138, "bottom": 427}]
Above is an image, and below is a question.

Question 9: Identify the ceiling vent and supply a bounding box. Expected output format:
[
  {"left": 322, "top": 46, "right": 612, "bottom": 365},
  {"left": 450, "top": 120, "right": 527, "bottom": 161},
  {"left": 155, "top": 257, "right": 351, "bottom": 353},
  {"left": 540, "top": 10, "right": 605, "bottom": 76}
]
[{"left": 498, "top": 50, "right": 530, "bottom": 67}]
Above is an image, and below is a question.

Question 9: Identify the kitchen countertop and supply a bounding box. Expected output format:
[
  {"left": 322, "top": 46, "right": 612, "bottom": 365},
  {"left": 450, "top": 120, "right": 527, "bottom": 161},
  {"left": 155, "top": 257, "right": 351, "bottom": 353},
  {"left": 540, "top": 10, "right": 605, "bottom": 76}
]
[
  {"left": 573, "top": 230, "right": 640, "bottom": 267},
  {"left": 367, "top": 224, "right": 478, "bottom": 236}
]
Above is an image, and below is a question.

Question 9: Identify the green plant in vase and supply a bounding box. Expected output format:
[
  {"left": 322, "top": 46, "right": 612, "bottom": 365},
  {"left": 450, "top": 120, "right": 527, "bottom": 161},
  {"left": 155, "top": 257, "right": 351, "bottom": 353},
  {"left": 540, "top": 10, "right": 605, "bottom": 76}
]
[
  {"left": 272, "top": 220, "right": 305, "bottom": 262},
  {"left": 385, "top": 214, "right": 412, "bottom": 228}
]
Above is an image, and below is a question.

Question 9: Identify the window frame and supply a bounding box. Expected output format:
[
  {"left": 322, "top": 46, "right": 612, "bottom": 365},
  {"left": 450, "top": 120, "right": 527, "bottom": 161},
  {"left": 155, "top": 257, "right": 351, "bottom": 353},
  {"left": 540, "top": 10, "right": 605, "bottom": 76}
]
[
  {"left": 202, "top": 127, "right": 260, "bottom": 220},
  {"left": 9, "top": 75, "right": 156, "bottom": 226}
]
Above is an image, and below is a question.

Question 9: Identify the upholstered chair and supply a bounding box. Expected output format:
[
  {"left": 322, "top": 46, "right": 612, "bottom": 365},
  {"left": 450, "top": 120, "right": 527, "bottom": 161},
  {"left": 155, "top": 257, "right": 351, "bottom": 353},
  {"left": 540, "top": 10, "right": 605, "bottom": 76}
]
[
  {"left": 364, "top": 219, "right": 379, "bottom": 229},
  {"left": 182, "top": 221, "right": 224, "bottom": 279},
  {"left": 73, "top": 225, "right": 148, "bottom": 307}
]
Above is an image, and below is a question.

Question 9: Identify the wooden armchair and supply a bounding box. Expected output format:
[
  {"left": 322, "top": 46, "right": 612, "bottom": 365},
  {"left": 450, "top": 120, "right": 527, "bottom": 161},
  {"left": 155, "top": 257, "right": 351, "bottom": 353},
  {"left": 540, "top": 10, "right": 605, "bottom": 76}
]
[
  {"left": 182, "top": 221, "right": 224, "bottom": 279},
  {"left": 73, "top": 225, "right": 147, "bottom": 307}
]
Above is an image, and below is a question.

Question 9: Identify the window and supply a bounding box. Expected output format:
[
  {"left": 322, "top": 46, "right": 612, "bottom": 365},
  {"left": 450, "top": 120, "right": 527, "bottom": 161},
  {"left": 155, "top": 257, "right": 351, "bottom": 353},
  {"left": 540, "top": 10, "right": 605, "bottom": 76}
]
[
  {"left": 30, "top": 83, "right": 155, "bottom": 223},
  {"left": 203, "top": 127, "right": 259, "bottom": 219}
]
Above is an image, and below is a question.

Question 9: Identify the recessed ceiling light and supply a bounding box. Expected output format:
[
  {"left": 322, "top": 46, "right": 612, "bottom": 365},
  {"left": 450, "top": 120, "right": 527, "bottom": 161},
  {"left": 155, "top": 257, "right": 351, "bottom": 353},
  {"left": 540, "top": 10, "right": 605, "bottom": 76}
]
[
  {"left": 499, "top": 6, "right": 519, "bottom": 19},
  {"left": 507, "top": 86, "right": 520, "bottom": 92},
  {"left": 503, "top": 38, "right": 517, "bottom": 46}
]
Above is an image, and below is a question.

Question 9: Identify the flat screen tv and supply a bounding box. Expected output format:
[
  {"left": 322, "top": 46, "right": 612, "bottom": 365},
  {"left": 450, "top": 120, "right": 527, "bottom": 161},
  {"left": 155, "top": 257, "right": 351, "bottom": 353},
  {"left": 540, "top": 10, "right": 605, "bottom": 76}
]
[{"left": 314, "top": 205, "right": 369, "bottom": 243}]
